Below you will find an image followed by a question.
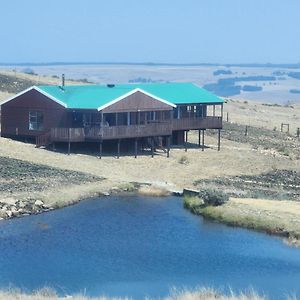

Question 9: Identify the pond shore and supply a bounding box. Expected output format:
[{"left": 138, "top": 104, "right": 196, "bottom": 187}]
[
  {"left": 0, "top": 98, "right": 299, "bottom": 246},
  {"left": 184, "top": 196, "right": 300, "bottom": 247}
]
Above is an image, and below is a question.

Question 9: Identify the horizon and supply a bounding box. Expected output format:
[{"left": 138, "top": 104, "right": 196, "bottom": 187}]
[{"left": 1, "top": 61, "right": 300, "bottom": 67}]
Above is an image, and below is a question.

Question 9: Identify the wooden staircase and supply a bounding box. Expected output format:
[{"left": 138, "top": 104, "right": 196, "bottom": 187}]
[{"left": 36, "top": 131, "right": 51, "bottom": 148}]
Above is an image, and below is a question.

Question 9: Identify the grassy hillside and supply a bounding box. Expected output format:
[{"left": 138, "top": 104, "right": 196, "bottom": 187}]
[{"left": 0, "top": 73, "right": 38, "bottom": 94}]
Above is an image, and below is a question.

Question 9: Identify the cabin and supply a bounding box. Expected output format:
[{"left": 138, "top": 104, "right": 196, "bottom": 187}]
[{"left": 0, "top": 82, "right": 223, "bottom": 157}]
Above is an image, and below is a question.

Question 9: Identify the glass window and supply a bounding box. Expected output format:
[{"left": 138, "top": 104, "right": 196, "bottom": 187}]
[{"left": 29, "top": 111, "right": 44, "bottom": 131}]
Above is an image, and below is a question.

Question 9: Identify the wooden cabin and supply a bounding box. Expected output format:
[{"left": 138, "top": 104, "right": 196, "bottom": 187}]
[{"left": 0, "top": 83, "right": 223, "bottom": 157}]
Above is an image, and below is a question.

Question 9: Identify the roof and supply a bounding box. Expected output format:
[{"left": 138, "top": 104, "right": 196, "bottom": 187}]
[{"left": 3, "top": 83, "right": 224, "bottom": 110}]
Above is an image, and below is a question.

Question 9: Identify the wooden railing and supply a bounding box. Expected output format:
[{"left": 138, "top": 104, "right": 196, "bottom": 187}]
[
  {"left": 172, "top": 116, "right": 222, "bottom": 131},
  {"left": 50, "top": 128, "right": 85, "bottom": 142},
  {"left": 85, "top": 122, "right": 172, "bottom": 140},
  {"left": 49, "top": 117, "right": 222, "bottom": 142}
]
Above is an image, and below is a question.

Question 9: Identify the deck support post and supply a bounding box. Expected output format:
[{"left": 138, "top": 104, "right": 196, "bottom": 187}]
[
  {"left": 68, "top": 141, "right": 71, "bottom": 155},
  {"left": 151, "top": 137, "right": 154, "bottom": 158},
  {"left": 202, "top": 129, "right": 205, "bottom": 151},
  {"left": 218, "top": 129, "right": 221, "bottom": 151},
  {"left": 185, "top": 131, "right": 188, "bottom": 152},
  {"left": 198, "top": 130, "right": 201, "bottom": 147},
  {"left": 117, "top": 139, "right": 120, "bottom": 159},
  {"left": 67, "top": 128, "right": 71, "bottom": 155},
  {"left": 99, "top": 140, "right": 102, "bottom": 159},
  {"left": 134, "top": 138, "right": 138, "bottom": 158},
  {"left": 167, "top": 136, "right": 170, "bottom": 158}
]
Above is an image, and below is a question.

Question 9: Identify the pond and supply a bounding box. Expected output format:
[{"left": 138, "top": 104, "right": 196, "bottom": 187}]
[{"left": 0, "top": 196, "right": 300, "bottom": 299}]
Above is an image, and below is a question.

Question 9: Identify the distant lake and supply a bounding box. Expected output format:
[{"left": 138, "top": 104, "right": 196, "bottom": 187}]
[{"left": 0, "top": 196, "right": 300, "bottom": 299}]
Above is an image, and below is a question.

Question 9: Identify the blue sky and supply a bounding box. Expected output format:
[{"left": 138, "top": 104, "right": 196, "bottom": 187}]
[{"left": 1, "top": 0, "right": 300, "bottom": 63}]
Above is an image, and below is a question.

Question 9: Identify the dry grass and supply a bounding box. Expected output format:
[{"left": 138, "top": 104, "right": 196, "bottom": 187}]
[
  {"left": 138, "top": 185, "right": 171, "bottom": 197},
  {"left": 224, "top": 99, "right": 300, "bottom": 132},
  {"left": 0, "top": 287, "right": 275, "bottom": 300},
  {"left": 166, "top": 287, "right": 267, "bottom": 300}
]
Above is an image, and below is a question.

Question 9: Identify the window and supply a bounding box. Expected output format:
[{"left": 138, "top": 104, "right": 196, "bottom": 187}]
[{"left": 29, "top": 111, "right": 44, "bottom": 131}]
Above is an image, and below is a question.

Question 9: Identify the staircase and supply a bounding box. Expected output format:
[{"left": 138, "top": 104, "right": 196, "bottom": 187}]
[
  {"left": 146, "top": 136, "right": 167, "bottom": 153},
  {"left": 36, "top": 131, "right": 51, "bottom": 148}
]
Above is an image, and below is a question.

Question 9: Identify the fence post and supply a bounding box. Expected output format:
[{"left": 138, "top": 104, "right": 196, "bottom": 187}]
[{"left": 245, "top": 125, "right": 248, "bottom": 136}]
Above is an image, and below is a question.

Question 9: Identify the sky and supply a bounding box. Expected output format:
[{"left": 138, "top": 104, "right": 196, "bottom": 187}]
[{"left": 1, "top": 0, "right": 300, "bottom": 64}]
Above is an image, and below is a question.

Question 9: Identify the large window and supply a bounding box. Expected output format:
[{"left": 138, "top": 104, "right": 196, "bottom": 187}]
[{"left": 29, "top": 111, "right": 44, "bottom": 131}]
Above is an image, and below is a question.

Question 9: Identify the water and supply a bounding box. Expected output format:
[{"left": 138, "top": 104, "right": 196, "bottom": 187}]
[{"left": 0, "top": 196, "right": 300, "bottom": 299}]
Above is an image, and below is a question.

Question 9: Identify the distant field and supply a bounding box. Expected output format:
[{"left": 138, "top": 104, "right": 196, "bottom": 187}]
[{"left": 1, "top": 64, "right": 300, "bottom": 103}]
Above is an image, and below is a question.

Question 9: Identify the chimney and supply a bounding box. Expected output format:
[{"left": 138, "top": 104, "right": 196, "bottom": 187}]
[{"left": 61, "top": 74, "right": 65, "bottom": 89}]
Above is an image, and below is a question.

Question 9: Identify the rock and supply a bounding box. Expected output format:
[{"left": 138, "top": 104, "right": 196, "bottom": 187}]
[
  {"left": 6, "top": 211, "right": 12, "bottom": 218},
  {"left": 2, "top": 198, "right": 17, "bottom": 206},
  {"left": 172, "top": 190, "right": 184, "bottom": 197},
  {"left": 18, "top": 201, "right": 26, "bottom": 208},
  {"left": 42, "top": 203, "right": 52, "bottom": 209},
  {"left": 10, "top": 206, "right": 18, "bottom": 216},
  {"left": 183, "top": 188, "right": 199, "bottom": 197},
  {"left": 34, "top": 200, "right": 44, "bottom": 207},
  {"left": 0, "top": 208, "right": 7, "bottom": 218}
]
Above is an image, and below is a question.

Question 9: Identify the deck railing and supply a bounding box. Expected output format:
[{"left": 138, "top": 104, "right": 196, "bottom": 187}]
[
  {"left": 49, "top": 117, "right": 222, "bottom": 142},
  {"left": 85, "top": 121, "right": 172, "bottom": 140},
  {"left": 172, "top": 116, "right": 222, "bottom": 131},
  {"left": 50, "top": 128, "right": 85, "bottom": 142}
]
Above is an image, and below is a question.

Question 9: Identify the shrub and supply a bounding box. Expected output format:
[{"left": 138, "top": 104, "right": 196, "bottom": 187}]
[
  {"left": 199, "top": 188, "right": 229, "bottom": 206},
  {"left": 178, "top": 155, "right": 189, "bottom": 165}
]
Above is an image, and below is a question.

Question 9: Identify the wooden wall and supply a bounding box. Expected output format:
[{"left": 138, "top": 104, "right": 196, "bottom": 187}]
[
  {"left": 102, "top": 91, "right": 173, "bottom": 113},
  {"left": 1, "top": 89, "right": 71, "bottom": 137}
]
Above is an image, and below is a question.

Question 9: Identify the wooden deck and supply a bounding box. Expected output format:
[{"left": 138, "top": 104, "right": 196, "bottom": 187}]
[{"left": 46, "top": 116, "right": 222, "bottom": 143}]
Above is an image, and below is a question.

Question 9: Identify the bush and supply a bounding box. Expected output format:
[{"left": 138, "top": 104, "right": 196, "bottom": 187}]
[
  {"left": 199, "top": 188, "right": 229, "bottom": 206},
  {"left": 178, "top": 155, "right": 189, "bottom": 165}
]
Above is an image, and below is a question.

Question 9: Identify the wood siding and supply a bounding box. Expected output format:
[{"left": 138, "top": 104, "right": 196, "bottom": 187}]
[
  {"left": 102, "top": 91, "right": 173, "bottom": 113},
  {"left": 1, "top": 89, "right": 71, "bottom": 137}
]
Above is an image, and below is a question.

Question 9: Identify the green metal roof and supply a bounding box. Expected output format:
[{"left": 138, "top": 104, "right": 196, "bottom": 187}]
[{"left": 36, "top": 83, "right": 223, "bottom": 110}]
